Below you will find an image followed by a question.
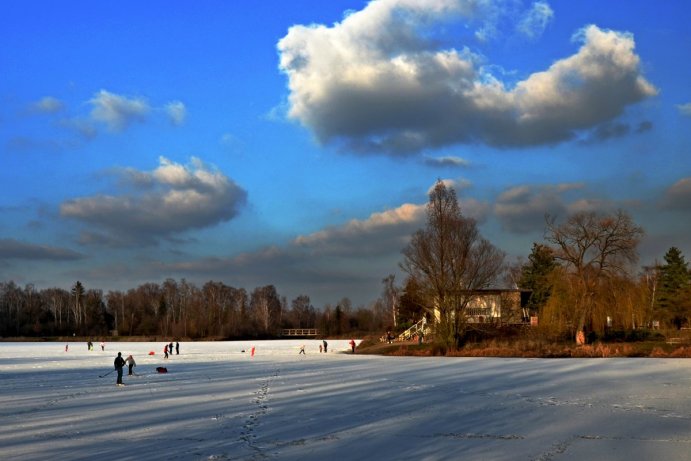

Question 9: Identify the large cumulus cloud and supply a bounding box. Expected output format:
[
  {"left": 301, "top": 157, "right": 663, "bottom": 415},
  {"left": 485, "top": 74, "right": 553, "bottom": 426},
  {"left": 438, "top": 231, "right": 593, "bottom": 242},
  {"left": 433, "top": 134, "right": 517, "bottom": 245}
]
[
  {"left": 278, "top": 0, "right": 656, "bottom": 155},
  {"left": 60, "top": 157, "right": 247, "bottom": 246}
]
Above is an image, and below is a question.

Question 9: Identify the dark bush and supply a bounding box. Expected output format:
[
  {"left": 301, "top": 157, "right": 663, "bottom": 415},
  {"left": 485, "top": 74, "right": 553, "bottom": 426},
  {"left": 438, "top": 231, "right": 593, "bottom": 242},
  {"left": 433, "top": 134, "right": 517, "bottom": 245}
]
[{"left": 604, "top": 329, "right": 665, "bottom": 343}]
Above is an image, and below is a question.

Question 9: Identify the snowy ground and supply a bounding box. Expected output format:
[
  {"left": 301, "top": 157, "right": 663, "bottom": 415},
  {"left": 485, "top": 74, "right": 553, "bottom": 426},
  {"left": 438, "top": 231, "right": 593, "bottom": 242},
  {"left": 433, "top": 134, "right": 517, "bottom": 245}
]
[{"left": 1, "top": 341, "right": 690, "bottom": 461}]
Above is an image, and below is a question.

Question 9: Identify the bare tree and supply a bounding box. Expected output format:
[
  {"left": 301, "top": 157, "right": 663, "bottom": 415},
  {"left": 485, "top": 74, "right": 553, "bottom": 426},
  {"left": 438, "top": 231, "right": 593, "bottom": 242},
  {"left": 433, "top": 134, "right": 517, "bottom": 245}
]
[
  {"left": 290, "top": 295, "right": 315, "bottom": 328},
  {"left": 71, "top": 281, "right": 85, "bottom": 328},
  {"left": 250, "top": 285, "right": 281, "bottom": 334},
  {"left": 381, "top": 274, "right": 398, "bottom": 329},
  {"left": 45, "top": 288, "right": 69, "bottom": 331},
  {"left": 400, "top": 180, "right": 505, "bottom": 349},
  {"left": 545, "top": 210, "right": 644, "bottom": 341}
]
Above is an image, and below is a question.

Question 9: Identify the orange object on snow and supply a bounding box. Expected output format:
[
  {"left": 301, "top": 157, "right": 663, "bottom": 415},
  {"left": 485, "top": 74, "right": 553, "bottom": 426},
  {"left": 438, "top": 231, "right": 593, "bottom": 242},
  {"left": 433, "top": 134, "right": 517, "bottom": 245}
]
[{"left": 148, "top": 351, "right": 155, "bottom": 355}]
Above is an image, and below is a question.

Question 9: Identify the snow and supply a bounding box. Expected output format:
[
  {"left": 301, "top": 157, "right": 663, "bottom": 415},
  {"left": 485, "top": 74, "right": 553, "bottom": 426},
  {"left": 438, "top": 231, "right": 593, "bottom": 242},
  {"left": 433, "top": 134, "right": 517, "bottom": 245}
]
[{"left": 1, "top": 340, "right": 690, "bottom": 461}]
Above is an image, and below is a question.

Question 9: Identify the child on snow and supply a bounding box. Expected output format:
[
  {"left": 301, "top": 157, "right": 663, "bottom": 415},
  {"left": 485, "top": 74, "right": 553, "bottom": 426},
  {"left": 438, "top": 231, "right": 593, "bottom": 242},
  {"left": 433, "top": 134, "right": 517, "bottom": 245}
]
[{"left": 125, "top": 355, "right": 136, "bottom": 376}]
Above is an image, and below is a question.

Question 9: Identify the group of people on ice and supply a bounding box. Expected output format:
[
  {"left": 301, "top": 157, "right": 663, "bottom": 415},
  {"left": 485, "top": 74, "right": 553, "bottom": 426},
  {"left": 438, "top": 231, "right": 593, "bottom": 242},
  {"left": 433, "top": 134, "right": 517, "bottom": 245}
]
[
  {"left": 111, "top": 341, "right": 180, "bottom": 386},
  {"left": 299, "top": 339, "right": 356, "bottom": 354},
  {"left": 83, "top": 340, "right": 105, "bottom": 351},
  {"left": 163, "top": 341, "right": 179, "bottom": 358}
]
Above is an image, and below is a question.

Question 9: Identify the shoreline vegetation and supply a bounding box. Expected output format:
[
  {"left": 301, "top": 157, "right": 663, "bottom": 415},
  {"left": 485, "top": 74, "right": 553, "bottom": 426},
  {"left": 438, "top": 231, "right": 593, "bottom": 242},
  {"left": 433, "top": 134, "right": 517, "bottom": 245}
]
[{"left": 354, "top": 336, "right": 691, "bottom": 358}]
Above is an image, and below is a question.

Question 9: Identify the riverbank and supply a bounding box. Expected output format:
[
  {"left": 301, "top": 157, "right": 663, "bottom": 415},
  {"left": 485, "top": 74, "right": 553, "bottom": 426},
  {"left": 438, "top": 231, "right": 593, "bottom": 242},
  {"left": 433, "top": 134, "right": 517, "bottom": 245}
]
[{"left": 355, "top": 336, "right": 691, "bottom": 358}]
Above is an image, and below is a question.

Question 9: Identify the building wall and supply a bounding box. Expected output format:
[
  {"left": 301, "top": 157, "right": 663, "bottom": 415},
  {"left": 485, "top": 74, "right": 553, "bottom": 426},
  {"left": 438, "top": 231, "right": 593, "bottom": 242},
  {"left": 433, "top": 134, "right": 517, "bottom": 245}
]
[{"left": 433, "top": 290, "right": 527, "bottom": 325}]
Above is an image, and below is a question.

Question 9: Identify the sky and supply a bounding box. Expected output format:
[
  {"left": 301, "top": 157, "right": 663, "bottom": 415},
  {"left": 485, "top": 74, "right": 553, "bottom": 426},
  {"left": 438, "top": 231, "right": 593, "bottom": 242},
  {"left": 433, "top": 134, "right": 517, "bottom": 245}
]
[
  {"left": 1, "top": 0, "right": 690, "bottom": 307},
  {"left": 1, "top": 341, "right": 690, "bottom": 460}
]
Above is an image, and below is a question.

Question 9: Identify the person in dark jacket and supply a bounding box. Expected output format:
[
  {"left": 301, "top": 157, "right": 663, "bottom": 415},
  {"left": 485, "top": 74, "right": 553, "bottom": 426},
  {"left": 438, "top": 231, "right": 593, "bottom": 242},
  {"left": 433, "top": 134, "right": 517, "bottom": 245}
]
[{"left": 114, "top": 352, "right": 126, "bottom": 386}]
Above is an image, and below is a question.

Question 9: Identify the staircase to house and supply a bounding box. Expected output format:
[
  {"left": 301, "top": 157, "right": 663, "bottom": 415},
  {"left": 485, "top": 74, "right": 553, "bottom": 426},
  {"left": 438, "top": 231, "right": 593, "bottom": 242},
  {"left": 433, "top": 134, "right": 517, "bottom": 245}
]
[{"left": 398, "top": 318, "right": 429, "bottom": 341}]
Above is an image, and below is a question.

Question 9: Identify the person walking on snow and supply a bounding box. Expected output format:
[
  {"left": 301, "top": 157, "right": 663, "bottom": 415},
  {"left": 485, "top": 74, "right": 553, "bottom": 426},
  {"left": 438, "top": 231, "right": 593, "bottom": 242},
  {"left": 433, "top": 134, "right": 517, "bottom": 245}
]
[
  {"left": 323, "top": 340, "right": 328, "bottom": 353},
  {"left": 299, "top": 345, "right": 306, "bottom": 355},
  {"left": 349, "top": 339, "right": 356, "bottom": 354},
  {"left": 100, "top": 341, "right": 105, "bottom": 351},
  {"left": 163, "top": 344, "right": 169, "bottom": 359},
  {"left": 125, "top": 354, "right": 136, "bottom": 376},
  {"left": 114, "top": 352, "right": 126, "bottom": 386}
]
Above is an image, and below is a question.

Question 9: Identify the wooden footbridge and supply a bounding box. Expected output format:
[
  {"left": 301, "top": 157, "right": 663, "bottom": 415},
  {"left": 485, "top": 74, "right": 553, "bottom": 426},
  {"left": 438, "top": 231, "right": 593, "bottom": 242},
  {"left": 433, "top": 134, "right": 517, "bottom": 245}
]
[{"left": 281, "top": 328, "right": 319, "bottom": 337}]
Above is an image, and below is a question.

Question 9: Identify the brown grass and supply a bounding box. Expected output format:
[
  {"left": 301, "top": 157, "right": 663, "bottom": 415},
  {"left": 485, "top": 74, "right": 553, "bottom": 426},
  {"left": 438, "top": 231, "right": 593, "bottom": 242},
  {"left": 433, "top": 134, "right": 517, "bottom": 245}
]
[{"left": 356, "top": 336, "right": 691, "bottom": 358}]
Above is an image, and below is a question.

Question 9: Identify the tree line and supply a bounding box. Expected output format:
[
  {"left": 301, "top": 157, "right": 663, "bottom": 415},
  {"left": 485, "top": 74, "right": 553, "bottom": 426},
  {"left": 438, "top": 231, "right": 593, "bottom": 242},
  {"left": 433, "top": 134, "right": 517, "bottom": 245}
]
[{"left": 0, "top": 278, "right": 393, "bottom": 339}]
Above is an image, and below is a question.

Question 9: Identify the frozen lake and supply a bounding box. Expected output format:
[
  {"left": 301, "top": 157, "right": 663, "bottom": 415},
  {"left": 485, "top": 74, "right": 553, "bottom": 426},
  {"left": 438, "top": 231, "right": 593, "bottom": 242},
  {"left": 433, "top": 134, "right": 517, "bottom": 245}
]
[{"left": 1, "top": 340, "right": 690, "bottom": 460}]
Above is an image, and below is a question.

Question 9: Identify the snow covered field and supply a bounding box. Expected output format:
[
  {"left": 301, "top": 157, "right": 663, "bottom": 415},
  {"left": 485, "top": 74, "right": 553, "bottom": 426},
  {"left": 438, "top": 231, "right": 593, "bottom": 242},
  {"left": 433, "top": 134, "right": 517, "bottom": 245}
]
[{"left": 1, "top": 341, "right": 690, "bottom": 461}]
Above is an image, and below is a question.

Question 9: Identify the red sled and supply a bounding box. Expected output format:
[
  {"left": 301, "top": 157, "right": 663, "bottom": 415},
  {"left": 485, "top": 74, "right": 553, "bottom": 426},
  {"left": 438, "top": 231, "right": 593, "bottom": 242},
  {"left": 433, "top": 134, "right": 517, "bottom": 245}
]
[
  {"left": 148, "top": 351, "right": 155, "bottom": 355},
  {"left": 156, "top": 367, "right": 168, "bottom": 373}
]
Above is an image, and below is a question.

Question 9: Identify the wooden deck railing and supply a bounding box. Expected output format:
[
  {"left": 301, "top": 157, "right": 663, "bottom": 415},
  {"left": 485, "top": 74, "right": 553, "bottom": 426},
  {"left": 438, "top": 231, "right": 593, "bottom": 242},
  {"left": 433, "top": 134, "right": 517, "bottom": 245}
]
[{"left": 281, "top": 328, "right": 319, "bottom": 337}]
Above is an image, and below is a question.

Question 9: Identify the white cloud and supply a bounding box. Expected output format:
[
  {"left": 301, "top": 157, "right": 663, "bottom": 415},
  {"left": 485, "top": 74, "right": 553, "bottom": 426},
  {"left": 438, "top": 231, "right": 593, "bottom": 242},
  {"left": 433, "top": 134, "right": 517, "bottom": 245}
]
[
  {"left": 294, "top": 203, "right": 425, "bottom": 255},
  {"left": 426, "top": 178, "right": 472, "bottom": 195},
  {"left": 89, "top": 90, "right": 150, "bottom": 131},
  {"left": 60, "top": 157, "right": 247, "bottom": 246},
  {"left": 30, "top": 96, "right": 64, "bottom": 114},
  {"left": 165, "top": 101, "right": 187, "bottom": 126},
  {"left": 424, "top": 155, "right": 470, "bottom": 167},
  {"left": 278, "top": 1, "right": 656, "bottom": 155},
  {"left": 516, "top": 1, "right": 553, "bottom": 39},
  {"left": 677, "top": 103, "right": 691, "bottom": 117},
  {"left": 293, "top": 181, "right": 489, "bottom": 256}
]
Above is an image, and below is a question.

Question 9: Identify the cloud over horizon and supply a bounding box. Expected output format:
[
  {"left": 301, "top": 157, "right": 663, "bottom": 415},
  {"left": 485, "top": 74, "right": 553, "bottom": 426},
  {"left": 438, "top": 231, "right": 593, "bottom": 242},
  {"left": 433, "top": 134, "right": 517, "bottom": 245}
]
[
  {"left": 495, "top": 183, "right": 584, "bottom": 233},
  {"left": 60, "top": 157, "right": 247, "bottom": 247},
  {"left": 278, "top": 0, "right": 656, "bottom": 155},
  {"left": 663, "top": 177, "right": 691, "bottom": 210},
  {"left": 0, "top": 238, "right": 83, "bottom": 261},
  {"left": 91, "top": 202, "right": 430, "bottom": 303}
]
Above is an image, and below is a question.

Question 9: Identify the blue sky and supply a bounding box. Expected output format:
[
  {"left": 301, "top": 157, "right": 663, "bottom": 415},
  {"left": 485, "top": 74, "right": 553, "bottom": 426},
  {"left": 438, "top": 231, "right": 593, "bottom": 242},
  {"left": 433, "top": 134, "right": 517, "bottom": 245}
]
[{"left": 1, "top": 0, "right": 690, "bottom": 307}]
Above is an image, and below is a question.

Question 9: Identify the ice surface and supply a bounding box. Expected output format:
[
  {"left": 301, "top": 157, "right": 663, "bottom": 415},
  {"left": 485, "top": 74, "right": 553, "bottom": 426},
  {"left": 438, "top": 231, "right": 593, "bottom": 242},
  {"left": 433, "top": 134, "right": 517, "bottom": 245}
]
[{"left": 1, "top": 340, "right": 690, "bottom": 460}]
